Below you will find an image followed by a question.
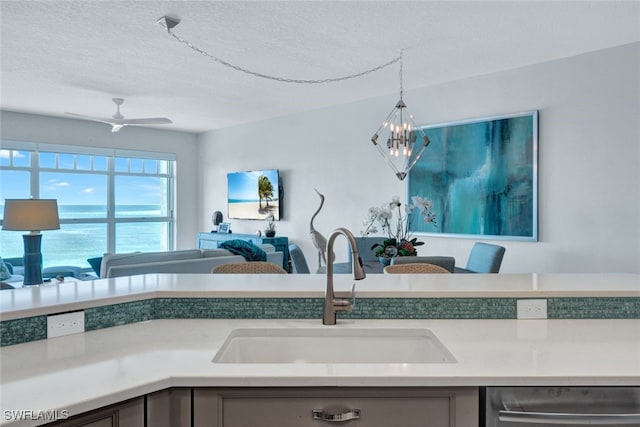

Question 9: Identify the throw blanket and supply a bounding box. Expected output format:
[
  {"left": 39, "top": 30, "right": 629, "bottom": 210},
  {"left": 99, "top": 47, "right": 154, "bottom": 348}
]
[{"left": 220, "top": 240, "right": 267, "bottom": 262}]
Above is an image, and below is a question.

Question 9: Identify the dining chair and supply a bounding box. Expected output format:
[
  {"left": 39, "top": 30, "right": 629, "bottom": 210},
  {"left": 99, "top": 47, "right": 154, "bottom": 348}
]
[
  {"left": 288, "top": 244, "right": 310, "bottom": 274},
  {"left": 455, "top": 242, "right": 506, "bottom": 273},
  {"left": 383, "top": 263, "right": 451, "bottom": 274},
  {"left": 349, "top": 237, "right": 387, "bottom": 263},
  {"left": 390, "top": 256, "right": 456, "bottom": 272},
  {"left": 212, "top": 262, "right": 288, "bottom": 274}
]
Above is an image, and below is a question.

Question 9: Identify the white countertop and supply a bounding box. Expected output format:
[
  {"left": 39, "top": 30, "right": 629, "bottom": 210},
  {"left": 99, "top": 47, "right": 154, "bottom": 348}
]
[
  {"left": 1, "top": 273, "right": 639, "bottom": 320},
  {"left": 1, "top": 273, "right": 639, "bottom": 426},
  {"left": 1, "top": 317, "right": 639, "bottom": 426}
]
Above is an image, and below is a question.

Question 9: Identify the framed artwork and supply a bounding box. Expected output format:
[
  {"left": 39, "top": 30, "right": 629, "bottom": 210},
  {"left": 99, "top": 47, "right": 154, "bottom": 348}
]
[
  {"left": 408, "top": 111, "right": 538, "bottom": 241},
  {"left": 217, "top": 222, "right": 231, "bottom": 233}
]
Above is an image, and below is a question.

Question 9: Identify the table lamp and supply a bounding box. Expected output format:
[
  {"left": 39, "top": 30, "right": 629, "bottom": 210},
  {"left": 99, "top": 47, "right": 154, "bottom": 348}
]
[{"left": 2, "top": 199, "right": 60, "bottom": 285}]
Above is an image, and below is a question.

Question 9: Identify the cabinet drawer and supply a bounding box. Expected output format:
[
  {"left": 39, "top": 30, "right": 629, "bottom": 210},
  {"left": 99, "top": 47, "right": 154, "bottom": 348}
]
[
  {"left": 194, "top": 387, "right": 478, "bottom": 427},
  {"left": 224, "top": 395, "right": 451, "bottom": 427}
]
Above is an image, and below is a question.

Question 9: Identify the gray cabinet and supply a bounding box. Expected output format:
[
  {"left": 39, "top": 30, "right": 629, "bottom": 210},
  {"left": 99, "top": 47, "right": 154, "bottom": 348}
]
[
  {"left": 47, "top": 387, "right": 478, "bottom": 427},
  {"left": 48, "top": 390, "right": 192, "bottom": 427},
  {"left": 47, "top": 397, "right": 144, "bottom": 427},
  {"left": 193, "top": 387, "right": 478, "bottom": 427},
  {"left": 146, "top": 388, "right": 192, "bottom": 427}
]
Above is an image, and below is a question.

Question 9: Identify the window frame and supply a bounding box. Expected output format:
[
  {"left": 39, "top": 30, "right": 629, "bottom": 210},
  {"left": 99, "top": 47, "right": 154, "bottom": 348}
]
[{"left": 1, "top": 140, "right": 176, "bottom": 257}]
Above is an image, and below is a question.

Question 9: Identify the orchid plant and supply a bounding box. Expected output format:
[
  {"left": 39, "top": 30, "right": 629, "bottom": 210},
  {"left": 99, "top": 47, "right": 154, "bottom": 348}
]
[{"left": 360, "top": 195, "right": 437, "bottom": 257}]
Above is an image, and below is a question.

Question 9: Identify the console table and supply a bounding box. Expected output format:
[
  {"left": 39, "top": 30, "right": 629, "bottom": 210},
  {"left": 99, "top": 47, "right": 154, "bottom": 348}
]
[{"left": 197, "top": 232, "right": 290, "bottom": 272}]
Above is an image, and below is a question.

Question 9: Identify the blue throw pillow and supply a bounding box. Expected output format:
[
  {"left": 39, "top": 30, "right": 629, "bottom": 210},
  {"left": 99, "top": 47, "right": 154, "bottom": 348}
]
[
  {"left": 0, "top": 257, "right": 12, "bottom": 281},
  {"left": 87, "top": 257, "right": 103, "bottom": 276}
]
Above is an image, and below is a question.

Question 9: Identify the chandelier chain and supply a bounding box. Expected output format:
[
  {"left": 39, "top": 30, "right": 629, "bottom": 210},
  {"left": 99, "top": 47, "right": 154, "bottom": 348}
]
[
  {"left": 399, "top": 49, "right": 404, "bottom": 98},
  {"left": 167, "top": 29, "right": 402, "bottom": 84}
]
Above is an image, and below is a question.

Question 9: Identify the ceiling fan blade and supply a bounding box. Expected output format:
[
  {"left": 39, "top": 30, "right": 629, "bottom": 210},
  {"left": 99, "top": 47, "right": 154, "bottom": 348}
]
[
  {"left": 65, "top": 99, "right": 172, "bottom": 132},
  {"left": 121, "top": 118, "right": 173, "bottom": 125},
  {"left": 64, "top": 112, "right": 116, "bottom": 125}
]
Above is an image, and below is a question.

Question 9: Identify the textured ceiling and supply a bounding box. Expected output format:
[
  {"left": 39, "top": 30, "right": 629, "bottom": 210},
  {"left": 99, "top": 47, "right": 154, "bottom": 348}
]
[{"left": 1, "top": 1, "right": 639, "bottom": 133}]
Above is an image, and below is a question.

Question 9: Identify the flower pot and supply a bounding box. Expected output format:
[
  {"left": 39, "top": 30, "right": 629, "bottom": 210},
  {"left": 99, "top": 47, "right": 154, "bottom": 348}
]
[
  {"left": 378, "top": 256, "right": 393, "bottom": 268},
  {"left": 264, "top": 230, "right": 276, "bottom": 238}
]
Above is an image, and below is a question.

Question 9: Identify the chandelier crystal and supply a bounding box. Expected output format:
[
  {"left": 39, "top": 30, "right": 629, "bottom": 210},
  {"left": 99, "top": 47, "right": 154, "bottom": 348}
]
[{"left": 371, "top": 51, "right": 430, "bottom": 181}]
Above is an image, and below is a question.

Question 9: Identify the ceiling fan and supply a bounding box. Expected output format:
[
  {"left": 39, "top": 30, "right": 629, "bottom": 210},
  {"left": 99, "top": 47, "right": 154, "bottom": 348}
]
[{"left": 65, "top": 98, "right": 173, "bottom": 132}]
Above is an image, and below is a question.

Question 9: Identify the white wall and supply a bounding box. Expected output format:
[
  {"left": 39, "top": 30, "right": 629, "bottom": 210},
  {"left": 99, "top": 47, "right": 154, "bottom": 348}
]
[
  {"left": 0, "top": 111, "right": 200, "bottom": 250},
  {"left": 197, "top": 43, "right": 640, "bottom": 273}
]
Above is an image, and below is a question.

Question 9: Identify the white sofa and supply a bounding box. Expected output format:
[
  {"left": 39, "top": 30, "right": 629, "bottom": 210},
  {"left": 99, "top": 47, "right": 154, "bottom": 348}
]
[{"left": 100, "top": 245, "right": 283, "bottom": 278}]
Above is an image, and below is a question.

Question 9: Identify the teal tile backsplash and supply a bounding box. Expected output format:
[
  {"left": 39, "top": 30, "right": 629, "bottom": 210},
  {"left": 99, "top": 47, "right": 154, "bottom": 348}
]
[
  {"left": 85, "top": 299, "right": 155, "bottom": 331},
  {"left": 1, "top": 296, "right": 638, "bottom": 346},
  {"left": 0, "top": 315, "right": 47, "bottom": 347},
  {"left": 548, "top": 297, "right": 639, "bottom": 319}
]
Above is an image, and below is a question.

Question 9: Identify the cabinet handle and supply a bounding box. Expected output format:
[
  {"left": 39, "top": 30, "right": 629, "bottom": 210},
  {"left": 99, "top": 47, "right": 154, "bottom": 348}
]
[
  {"left": 312, "top": 409, "right": 361, "bottom": 423},
  {"left": 499, "top": 410, "right": 640, "bottom": 425}
]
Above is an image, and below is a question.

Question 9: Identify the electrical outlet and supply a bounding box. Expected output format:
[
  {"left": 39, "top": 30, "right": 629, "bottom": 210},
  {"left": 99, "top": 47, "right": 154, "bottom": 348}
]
[
  {"left": 517, "top": 299, "right": 547, "bottom": 319},
  {"left": 47, "top": 311, "right": 85, "bottom": 338}
]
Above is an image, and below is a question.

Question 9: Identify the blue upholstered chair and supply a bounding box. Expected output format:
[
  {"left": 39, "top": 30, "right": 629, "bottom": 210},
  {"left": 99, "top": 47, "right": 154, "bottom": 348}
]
[
  {"left": 317, "top": 237, "right": 385, "bottom": 274},
  {"left": 288, "top": 244, "right": 310, "bottom": 274},
  {"left": 455, "top": 242, "right": 506, "bottom": 273},
  {"left": 348, "top": 237, "right": 387, "bottom": 263}
]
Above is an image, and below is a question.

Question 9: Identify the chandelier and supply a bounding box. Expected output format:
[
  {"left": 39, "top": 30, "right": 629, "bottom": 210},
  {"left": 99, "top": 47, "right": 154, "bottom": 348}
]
[{"left": 371, "top": 51, "right": 430, "bottom": 181}]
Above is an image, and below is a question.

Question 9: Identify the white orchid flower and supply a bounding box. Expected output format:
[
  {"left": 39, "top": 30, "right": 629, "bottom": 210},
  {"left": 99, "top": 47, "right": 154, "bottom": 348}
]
[
  {"left": 412, "top": 195, "right": 433, "bottom": 210},
  {"left": 361, "top": 195, "right": 436, "bottom": 249},
  {"left": 424, "top": 214, "right": 436, "bottom": 223},
  {"left": 378, "top": 208, "right": 393, "bottom": 220},
  {"left": 389, "top": 195, "right": 401, "bottom": 207}
]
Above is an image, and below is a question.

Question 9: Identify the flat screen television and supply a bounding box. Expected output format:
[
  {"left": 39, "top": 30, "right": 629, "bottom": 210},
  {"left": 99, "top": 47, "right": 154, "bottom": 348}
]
[{"left": 227, "top": 169, "right": 282, "bottom": 220}]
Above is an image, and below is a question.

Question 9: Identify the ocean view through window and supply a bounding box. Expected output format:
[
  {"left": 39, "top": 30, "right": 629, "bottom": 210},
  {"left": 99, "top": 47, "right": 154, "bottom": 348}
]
[{"left": 1, "top": 142, "right": 175, "bottom": 271}]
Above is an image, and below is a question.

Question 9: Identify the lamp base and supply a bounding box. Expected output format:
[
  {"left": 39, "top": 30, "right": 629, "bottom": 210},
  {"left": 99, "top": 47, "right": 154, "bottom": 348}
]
[{"left": 22, "top": 233, "right": 43, "bottom": 286}]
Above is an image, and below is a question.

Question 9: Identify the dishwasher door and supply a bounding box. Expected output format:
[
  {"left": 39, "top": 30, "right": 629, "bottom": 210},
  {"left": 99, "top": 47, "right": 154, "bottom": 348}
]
[{"left": 486, "top": 387, "right": 640, "bottom": 426}]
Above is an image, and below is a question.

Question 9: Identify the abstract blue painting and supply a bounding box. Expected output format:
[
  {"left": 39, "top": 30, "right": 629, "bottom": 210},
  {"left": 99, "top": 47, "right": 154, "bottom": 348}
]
[{"left": 408, "top": 111, "right": 538, "bottom": 241}]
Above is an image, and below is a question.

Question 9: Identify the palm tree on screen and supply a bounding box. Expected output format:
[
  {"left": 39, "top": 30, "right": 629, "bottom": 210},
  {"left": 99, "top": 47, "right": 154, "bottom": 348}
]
[{"left": 258, "top": 175, "right": 274, "bottom": 209}]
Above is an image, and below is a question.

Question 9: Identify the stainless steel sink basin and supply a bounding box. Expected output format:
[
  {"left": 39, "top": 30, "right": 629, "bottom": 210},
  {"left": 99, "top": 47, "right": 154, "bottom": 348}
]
[{"left": 212, "top": 328, "right": 456, "bottom": 364}]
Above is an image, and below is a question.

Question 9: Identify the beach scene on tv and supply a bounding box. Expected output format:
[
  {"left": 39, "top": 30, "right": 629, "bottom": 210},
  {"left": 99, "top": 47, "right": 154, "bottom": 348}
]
[{"left": 227, "top": 169, "right": 280, "bottom": 220}]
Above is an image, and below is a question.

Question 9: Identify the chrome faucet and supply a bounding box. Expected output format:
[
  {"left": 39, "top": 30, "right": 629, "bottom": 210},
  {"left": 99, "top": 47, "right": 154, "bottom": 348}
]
[{"left": 323, "top": 227, "right": 366, "bottom": 325}]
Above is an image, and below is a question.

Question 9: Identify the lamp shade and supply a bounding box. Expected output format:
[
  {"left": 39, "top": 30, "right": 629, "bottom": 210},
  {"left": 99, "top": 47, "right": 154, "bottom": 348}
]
[{"left": 2, "top": 199, "right": 60, "bottom": 232}]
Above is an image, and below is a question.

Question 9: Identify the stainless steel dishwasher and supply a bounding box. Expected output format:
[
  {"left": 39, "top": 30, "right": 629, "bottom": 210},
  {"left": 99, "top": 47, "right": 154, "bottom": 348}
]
[{"left": 486, "top": 387, "right": 640, "bottom": 426}]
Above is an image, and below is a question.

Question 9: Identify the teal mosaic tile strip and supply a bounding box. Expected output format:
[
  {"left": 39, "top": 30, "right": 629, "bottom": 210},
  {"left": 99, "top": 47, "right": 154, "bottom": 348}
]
[
  {"left": 153, "top": 298, "right": 517, "bottom": 319},
  {"left": 347, "top": 298, "right": 517, "bottom": 319},
  {"left": 1, "top": 297, "right": 638, "bottom": 347},
  {"left": 548, "top": 297, "right": 640, "bottom": 319},
  {"left": 153, "top": 298, "right": 323, "bottom": 319},
  {"left": 85, "top": 299, "right": 154, "bottom": 331},
  {"left": 0, "top": 315, "right": 47, "bottom": 346}
]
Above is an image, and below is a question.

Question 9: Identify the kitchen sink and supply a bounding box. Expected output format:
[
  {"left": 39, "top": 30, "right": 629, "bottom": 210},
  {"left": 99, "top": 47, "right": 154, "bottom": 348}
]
[{"left": 212, "top": 328, "right": 456, "bottom": 364}]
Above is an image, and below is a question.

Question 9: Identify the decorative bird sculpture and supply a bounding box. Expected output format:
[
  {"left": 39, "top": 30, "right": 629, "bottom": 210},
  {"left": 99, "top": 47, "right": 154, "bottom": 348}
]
[{"left": 309, "top": 188, "right": 328, "bottom": 271}]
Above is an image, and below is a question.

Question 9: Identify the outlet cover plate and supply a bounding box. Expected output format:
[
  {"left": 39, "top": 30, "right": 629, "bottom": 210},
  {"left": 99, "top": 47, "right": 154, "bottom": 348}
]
[
  {"left": 517, "top": 299, "right": 548, "bottom": 319},
  {"left": 47, "top": 311, "right": 85, "bottom": 338}
]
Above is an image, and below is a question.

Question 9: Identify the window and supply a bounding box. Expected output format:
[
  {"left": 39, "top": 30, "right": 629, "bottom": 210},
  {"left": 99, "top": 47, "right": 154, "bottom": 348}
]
[{"left": 0, "top": 143, "right": 175, "bottom": 270}]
